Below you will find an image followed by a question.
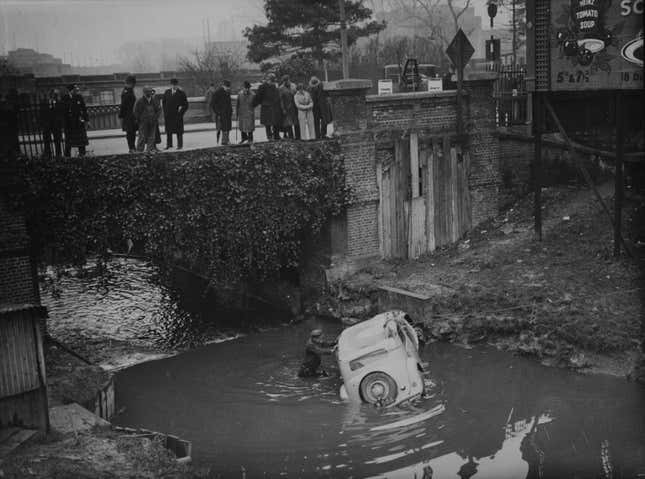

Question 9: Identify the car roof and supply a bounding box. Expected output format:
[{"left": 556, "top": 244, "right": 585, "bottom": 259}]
[{"left": 337, "top": 311, "right": 407, "bottom": 360}]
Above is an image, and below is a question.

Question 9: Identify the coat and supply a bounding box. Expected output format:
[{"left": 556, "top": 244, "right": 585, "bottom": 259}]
[
  {"left": 62, "top": 93, "right": 89, "bottom": 147},
  {"left": 294, "top": 90, "right": 313, "bottom": 111},
  {"left": 162, "top": 88, "right": 188, "bottom": 134},
  {"left": 252, "top": 82, "right": 282, "bottom": 126},
  {"left": 118, "top": 86, "right": 137, "bottom": 132},
  {"left": 134, "top": 96, "right": 161, "bottom": 124},
  {"left": 210, "top": 86, "right": 232, "bottom": 131},
  {"left": 236, "top": 89, "right": 255, "bottom": 132},
  {"left": 39, "top": 96, "right": 65, "bottom": 133},
  {"left": 309, "top": 80, "right": 332, "bottom": 124},
  {"left": 279, "top": 84, "right": 297, "bottom": 128}
]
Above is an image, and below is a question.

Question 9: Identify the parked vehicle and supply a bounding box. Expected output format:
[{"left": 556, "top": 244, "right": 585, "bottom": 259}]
[{"left": 337, "top": 310, "right": 426, "bottom": 406}]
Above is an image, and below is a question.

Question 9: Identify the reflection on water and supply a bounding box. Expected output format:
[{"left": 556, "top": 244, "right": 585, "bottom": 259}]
[
  {"left": 41, "top": 258, "right": 275, "bottom": 355},
  {"left": 115, "top": 322, "right": 645, "bottom": 478},
  {"left": 44, "top": 259, "right": 645, "bottom": 477}
]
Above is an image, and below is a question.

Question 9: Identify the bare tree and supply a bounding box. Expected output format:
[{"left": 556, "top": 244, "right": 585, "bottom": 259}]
[
  {"left": 392, "top": 0, "right": 473, "bottom": 47},
  {"left": 178, "top": 44, "right": 241, "bottom": 93}
]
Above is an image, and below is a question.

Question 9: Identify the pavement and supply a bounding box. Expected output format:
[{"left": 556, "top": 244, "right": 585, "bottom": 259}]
[{"left": 86, "top": 122, "right": 271, "bottom": 156}]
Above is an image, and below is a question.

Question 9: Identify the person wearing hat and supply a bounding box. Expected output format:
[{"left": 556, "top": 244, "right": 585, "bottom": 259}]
[
  {"left": 298, "top": 329, "right": 337, "bottom": 378},
  {"left": 133, "top": 85, "right": 161, "bottom": 152},
  {"left": 162, "top": 78, "right": 189, "bottom": 150},
  {"left": 118, "top": 75, "right": 137, "bottom": 153},
  {"left": 309, "top": 76, "right": 332, "bottom": 139},
  {"left": 210, "top": 79, "right": 233, "bottom": 145},
  {"left": 62, "top": 84, "right": 89, "bottom": 157},
  {"left": 236, "top": 80, "right": 255, "bottom": 144},
  {"left": 252, "top": 73, "right": 282, "bottom": 140}
]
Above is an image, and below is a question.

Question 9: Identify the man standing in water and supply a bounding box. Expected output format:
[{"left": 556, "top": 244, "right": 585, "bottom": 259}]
[{"left": 298, "top": 329, "right": 337, "bottom": 378}]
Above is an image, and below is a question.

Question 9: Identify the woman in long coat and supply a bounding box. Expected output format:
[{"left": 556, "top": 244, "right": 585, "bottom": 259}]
[
  {"left": 236, "top": 81, "right": 255, "bottom": 143},
  {"left": 62, "top": 84, "right": 89, "bottom": 156},
  {"left": 252, "top": 73, "right": 282, "bottom": 140}
]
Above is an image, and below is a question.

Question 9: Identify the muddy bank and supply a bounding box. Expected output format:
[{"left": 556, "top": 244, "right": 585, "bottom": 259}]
[{"left": 309, "top": 185, "right": 644, "bottom": 380}]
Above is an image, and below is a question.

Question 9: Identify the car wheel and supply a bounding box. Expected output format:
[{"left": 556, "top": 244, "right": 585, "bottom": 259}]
[{"left": 360, "top": 372, "right": 397, "bottom": 405}]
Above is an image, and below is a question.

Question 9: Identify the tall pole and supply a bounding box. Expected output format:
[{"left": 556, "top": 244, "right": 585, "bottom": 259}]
[
  {"left": 614, "top": 91, "right": 625, "bottom": 257},
  {"left": 339, "top": 0, "right": 349, "bottom": 79},
  {"left": 533, "top": 91, "right": 543, "bottom": 240},
  {"left": 512, "top": 0, "right": 517, "bottom": 65}
]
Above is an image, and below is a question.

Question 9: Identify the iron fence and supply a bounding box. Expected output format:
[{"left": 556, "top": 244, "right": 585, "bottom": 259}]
[{"left": 494, "top": 64, "right": 529, "bottom": 127}]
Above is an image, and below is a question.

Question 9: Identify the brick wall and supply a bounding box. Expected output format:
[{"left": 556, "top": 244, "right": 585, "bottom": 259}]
[
  {"left": 327, "top": 79, "right": 501, "bottom": 262},
  {"left": 0, "top": 198, "right": 38, "bottom": 306}
]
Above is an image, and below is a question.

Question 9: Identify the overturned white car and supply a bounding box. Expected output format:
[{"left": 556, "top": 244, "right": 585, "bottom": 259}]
[{"left": 337, "top": 311, "right": 425, "bottom": 406}]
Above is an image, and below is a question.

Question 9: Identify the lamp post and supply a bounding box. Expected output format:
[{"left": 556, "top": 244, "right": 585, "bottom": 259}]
[{"left": 339, "top": 0, "right": 349, "bottom": 79}]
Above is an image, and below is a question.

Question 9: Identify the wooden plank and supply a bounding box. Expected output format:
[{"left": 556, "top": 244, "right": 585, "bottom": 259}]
[
  {"left": 433, "top": 140, "right": 444, "bottom": 247},
  {"left": 450, "top": 145, "right": 459, "bottom": 242},
  {"left": 408, "top": 197, "right": 427, "bottom": 259},
  {"left": 425, "top": 147, "right": 436, "bottom": 252},
  {"left": 382, "top": 165, "right": 392, "bottom": 258},
  {"left": 410, "top": 132, "right": 420, "bottom": 198}
]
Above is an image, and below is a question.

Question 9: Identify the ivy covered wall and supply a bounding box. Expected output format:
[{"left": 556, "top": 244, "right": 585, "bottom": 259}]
[{"left": 2, "top": 141, "right": 351, "bottom": 290}]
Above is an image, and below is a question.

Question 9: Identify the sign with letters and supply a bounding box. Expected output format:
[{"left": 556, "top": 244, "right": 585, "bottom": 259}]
[
  {"left": 378, "top": 79, "right": 394, "bottom": 95},
  {"left": 550, "top": 0, "right": 643, "bottom": 90}
]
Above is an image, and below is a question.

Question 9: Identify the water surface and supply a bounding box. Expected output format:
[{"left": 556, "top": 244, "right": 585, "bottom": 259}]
[{"left": 115, "top": 322, "right": 645, "bottom": 478}]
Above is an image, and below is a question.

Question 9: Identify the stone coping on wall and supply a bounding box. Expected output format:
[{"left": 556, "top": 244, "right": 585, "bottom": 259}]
[{"left": 365, "top": 90, "right": 461, "bottom": 103}]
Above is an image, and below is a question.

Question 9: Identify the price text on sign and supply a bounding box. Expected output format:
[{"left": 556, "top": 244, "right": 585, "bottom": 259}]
[{"left": 550, "top": 0, "right": 643, "bottom": 91}]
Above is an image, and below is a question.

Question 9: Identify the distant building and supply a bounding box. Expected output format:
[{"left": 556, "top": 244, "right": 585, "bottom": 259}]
[{"left": 7, "top": 48, "right": 72, "bottom": 77}]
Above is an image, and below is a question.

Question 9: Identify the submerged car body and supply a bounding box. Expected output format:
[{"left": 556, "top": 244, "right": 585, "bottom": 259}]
[{"left": 337, "top": 311, "right": 425, "bottom": 406}]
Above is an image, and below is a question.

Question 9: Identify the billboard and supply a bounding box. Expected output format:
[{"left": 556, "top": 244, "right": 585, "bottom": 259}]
[{"left": 529, "top": 0, "right": 643, "bottom": 91}]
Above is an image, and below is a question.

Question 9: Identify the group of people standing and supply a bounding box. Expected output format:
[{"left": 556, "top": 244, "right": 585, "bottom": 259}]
[
  {"left": 119, "top": 75, "right": 189, "bottom": 153},
  {"left": 205, "top": 73, "right": 333, "bottom": 145}
]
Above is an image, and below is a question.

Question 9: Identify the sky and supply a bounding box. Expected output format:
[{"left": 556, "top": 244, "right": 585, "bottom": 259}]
[{"left": 0, "top": 0, "right": 497, "bottom": 66}]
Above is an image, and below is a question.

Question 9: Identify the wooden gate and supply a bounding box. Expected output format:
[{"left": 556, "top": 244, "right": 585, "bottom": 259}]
[{"left": 377, "top": 134, "right": 472, "bottom": 259}]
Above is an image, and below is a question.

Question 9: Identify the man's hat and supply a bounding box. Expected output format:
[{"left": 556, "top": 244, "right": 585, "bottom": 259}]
[
  {"left": 125, "top": 75, "right": 136, "bottom": 85},
  {"left": 170, "top": 78, "right": 179, "bottom": 85},
  {"left": 66, "top": 84, "right": 76, "bottom": 91},
  {"left": 143, "top": 85, "right": 154, "bottom": 94},
  {"left": 310, "top": 329, "right": 323, "bottom": 338}
]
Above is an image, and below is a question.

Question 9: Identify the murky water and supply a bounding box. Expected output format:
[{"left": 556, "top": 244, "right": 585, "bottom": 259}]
[
  {"left": 44, "top": 259, "right": 645, "bottom": 477},
  {"left": 115, "top": 322, "right": 645, "bottom": 478}
]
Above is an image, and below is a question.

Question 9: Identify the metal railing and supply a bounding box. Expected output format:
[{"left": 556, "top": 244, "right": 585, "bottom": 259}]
[{"left": 494, "top": 64, "right": 529, "bottom": 127}]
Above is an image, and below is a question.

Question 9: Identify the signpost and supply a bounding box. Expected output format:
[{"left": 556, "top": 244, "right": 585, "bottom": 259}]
[{"left": 446, "top": 29, "right": 475, "bottom": 136}]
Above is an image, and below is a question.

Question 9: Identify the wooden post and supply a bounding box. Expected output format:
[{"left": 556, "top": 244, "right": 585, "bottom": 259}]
[
  {"left": 614, "top": 91, "right": 624, "bottom": 257},
  {"left": 533, "top": 91, "right": 543, "bottom": 240},
  {"left": 338, "top": 0, "right": 349, "bottom": 79},
  {"left": 456, "top": 44, "right": 464, "bottom": 136},
  {"left": 410, "top": 132, "right": 419, "bottom": 198}
]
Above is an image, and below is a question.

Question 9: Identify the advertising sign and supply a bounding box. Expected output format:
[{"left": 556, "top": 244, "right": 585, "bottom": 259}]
[
  {"left": 426, "top": 78, "right": 444, "bottom": 91},
  {"left": 550, "top": 0, "right": 643, "bottom": 90},
  {"left": 378, "top": 79, "right": 394, "bottom": 95}
]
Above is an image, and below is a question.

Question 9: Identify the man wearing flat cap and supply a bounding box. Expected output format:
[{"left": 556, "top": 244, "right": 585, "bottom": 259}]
[
  {"left": 162, "top": 78, "right": 189, "bottom": 150},
  {"left": 298, "top": 329, "right": 337, "bottom": 378},
  {"left": 133, "top": 86, "right": 161, "bottom": 152},
  {"left": 62, "top": 84, "right": 89, "bottom": 157}
]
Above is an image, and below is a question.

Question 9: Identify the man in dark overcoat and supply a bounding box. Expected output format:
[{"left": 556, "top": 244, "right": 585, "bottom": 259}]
[
  {"left": 162, "top": 78, "right": 189, "bottom": 150},
  {"left": 309, "top": 76, "right": 332, "bottom": 139},
  {"left": 252, "top": 73, "right": 282, "bottom": 140},
  {"left": 39, "top": 89, "right": 65, "bottom": 157},
  {"left": 118, "top": 75, "right": 137, "bottom": 153},
  {"left": 62, "top": 84, "right": 89, "bottom": 157},
  {"left": 210, "top": 79, "right": 233, "bottom": 145}
]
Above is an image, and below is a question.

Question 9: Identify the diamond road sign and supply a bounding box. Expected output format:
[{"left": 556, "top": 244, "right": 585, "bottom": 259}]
[{"left": 446, "top": 28, "right": 475, "bottom": 68}]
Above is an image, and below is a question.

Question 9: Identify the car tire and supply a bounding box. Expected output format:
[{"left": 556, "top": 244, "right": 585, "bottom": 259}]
[{"left": 360, "top": 372, "right": 397, "bottom": 405}]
